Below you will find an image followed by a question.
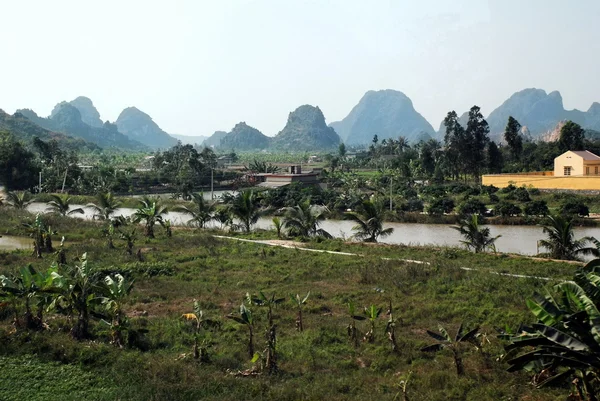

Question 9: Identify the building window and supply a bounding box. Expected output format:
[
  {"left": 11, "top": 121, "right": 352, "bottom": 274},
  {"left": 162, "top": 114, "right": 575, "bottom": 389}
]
[
  {"left": 596, "top": 166, "right": 599, "bottom": 175},
  {"left": 587, "top": 167, "right": 590, "bottom": 175},
  {"left": 564, "top": 167, "right": 572, "bottom": 176}
]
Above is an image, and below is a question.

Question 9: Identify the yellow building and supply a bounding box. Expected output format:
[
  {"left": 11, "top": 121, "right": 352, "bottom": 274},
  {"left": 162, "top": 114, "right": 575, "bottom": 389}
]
[
  {"left": 482, "top": 150, "right": 600, "bottom": 190},
  {"left": 553, "top": 150, "right": 600, "bottom": 177}
]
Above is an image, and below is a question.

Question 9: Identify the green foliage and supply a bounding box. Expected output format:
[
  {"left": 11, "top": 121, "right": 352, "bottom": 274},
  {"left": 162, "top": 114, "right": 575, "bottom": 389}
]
[
  {"left": 426, "top": 197, "right": 455, "bottom": 215},
  {"left": 452, "top": 214, "right": 501, "bottom": 253},
  {"left": 0, "top": 131, "right": 39, "bottom": 190},
  {"left": 458, "top": 198, "right": 486, "bottom": 216},
  {"left": 539, "top": 215, "right": 599, "bottom": 260},
  {"left": 524, "top": 200, "right": 549, "bottom": 217},
  {"left": 558, "top": 120, "right": 586, "bottom": 152},
  {"left": 282, "top": 199, "right": 332, "bottom": 239},
  {"left": 345, "top": 198, "right": 393, "bottom": 242},
  {"left": 422, "top": 323, "right": 480, "bottom": 376},
  {"left": 175, "top": 192, "right": 216, "bottom": 228},
  {"left": 560, "top": 199, "right": 590, "bottom": 217},
  {"left": 495, "top": 201, "right": 521, "bottom": 217},
  {"left": 505, "top": 259, "right": 600, "bottom": 399}
]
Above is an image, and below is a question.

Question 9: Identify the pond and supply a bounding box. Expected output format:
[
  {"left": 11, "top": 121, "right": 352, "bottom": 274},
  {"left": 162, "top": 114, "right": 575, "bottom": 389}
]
[{"left": 21, "top": 202, "right": 600, "bottom": 256}]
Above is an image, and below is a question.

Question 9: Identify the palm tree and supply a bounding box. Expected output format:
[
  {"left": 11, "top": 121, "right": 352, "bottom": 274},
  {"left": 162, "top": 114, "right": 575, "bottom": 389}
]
[
  {"left": 345, "top": 198, "right": 393, "bottom": 242},
  {"left": 175, "top": 192, "right": 216, "bottom": 228},
  {"left": 133, "top": 196, "right": 168, "bottom": 238},
  {"left": 46, "top": 194, "right": 84, "bottom": 216},
  {"left": 228, "top": 190, "right": 267, "bottom": 233},
  {"left": 451, "top": 214, "right": 500, "bottom": 253},
  {"left": 539, "top": 214, "right": 599, "bottom": 260},
  {"left": 282, "top": 199, "right": 331, "bottom": 239},
  {"left": 87, "top": 192, "right": 121, "bottom": 220},
  {"left": 6, "top": 191, "right": 33, "bottom": 210}
]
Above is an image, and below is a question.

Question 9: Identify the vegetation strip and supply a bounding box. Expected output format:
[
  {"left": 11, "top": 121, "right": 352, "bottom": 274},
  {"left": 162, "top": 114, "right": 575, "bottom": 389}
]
[{"left": 214, "top": 235, "right": 553, "bottom": 281}]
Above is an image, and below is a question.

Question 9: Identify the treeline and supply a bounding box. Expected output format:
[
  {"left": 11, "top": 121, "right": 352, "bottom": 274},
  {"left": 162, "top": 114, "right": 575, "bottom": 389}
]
[
  {"left": 0, "top": 133, "right": 237, "bottom": 195},
  {"left": 334, "top": 109, "right": 594, "bottom": 181}
]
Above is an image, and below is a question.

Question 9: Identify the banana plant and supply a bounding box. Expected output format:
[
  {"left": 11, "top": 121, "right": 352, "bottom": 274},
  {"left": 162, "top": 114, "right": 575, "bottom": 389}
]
[
  {"left": 182, "top": 300, "right": 218, "bottom": 361},
  {"left": 421, "top": 323, "right": 480, "bottom": 376},
  {"left": 119, "top": 228, "right": 136, "bottom": 256},
  {"left": 102, "top": 221, "right": 117, "bottom": 249},
  {"left": 363, "top": 304, "right": 383, "bottom": 343},
  {"left": 249, "top": 291, "right": 285, "bottom": 326},
  {"left": 290, "top": 292, "right": 310, "bottom": 332},
  {"left": 22, "top": 214, "right": 45, "bottom": 258},
  {"left": 503, "top": 258, "right": 600, "bottom": 400},
  {"left": 0, "top": 264, "right": 60, "bottom": 330},
  {"left": 100, "top": 274, "right": 133, "bottom": 347},
  {"left": 227, "top": 303, "right": 255, "bottom": 358},
  {"left": 347, "top": 302, "right": 366, "bottom": 347},
  {"left": 385, "top": 300, "right": 400, "bottom": 353},
  {"left": 42, "top": 225, "right": 57, "bottom": 253},
  {"left": 49, "top": 253, "right": 103, "bottom": 340}
]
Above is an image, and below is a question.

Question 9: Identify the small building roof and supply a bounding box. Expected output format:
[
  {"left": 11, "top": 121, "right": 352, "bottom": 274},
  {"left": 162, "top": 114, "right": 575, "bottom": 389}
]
[{"left": 565, "top": 150, "right": 600, "bottom": 161}]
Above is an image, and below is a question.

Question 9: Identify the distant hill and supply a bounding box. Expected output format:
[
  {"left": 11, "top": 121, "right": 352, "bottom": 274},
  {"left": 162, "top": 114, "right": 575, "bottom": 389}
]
[
  {"left": 438, "top": 88, "right": 600, "bottom": 142},
  {"left": 171, "top": 134, "right": 207, "bottom": 145},
  {"left": 18, "top": 104, "right": 146, "bottom": 151},
  {"left": 115, "top": 107, "right": 178, "bottom": 150},
  {"left": 0, "top": 109, "right": 98, "bottom": 151},
  {"left": 218, "top": 122, "right": 271, "bottom": 151},
  {"left": 330, "top": 90, "right": 435, "bottom": 145},
  {"left": 272, "top": 105, "right": 340, "bottom": 151},
  {"left": 202, "top": 131, "right": 228, "bottom": 148},
  {"left": 66, "top": 96, "right": 103, "bottom": 128}
]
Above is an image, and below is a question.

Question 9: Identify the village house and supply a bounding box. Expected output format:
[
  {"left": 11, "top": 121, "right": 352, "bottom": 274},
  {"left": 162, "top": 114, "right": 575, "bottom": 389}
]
[{"left": 482, "top": 150, "right": 600, "bottom": 190}]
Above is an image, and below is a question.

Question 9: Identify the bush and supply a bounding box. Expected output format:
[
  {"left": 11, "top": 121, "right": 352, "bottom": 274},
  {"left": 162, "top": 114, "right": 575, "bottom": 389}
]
[
  {"left": 399, "top": 198, "right": 424, "bottom": 213},
  {"left": 560, "top": 199, "right": 590, "bottom": 217},
  {"left": 499, "top": 184, "right": 517, "bottom": 194},
  {"left": 495, "top": 201, "right": 521, "bottom": 217},
  {"left": 419, "top": 185, "right": 446, "bottom": 198},
  {"left": 458, "top": 198, "right": 486, "bottom": 215},
  {"left": 488, "top": 193, "right": 499, "bottom": 203},
  {"left": 480, "top": 185, "right": 499, "bottom": 195},
  {"left": 523, "top": 200, "right": 549, "bottom": 216},
  {"left": 426, "top": 197, "right": 455, "bottom": 215},
  {"left": 513, "top": 187, "right": 531, "bottom": 202}
]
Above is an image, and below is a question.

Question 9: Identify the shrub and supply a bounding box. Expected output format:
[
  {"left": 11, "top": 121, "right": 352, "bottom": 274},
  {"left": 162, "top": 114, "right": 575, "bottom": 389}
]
[
  {"left": 399, "top": 199, "right": 424, "bottom": 213},
  {"left": 499, "top": 184, "right": 517, "bottom": 194},
  {"left": 458, "top": 198, "right": 486, "bottom": 215},
  {"left": 480, "top": 185, "right": 499, "bottom": 195},
  {"left": 495, "top": 201, "right": 521, "bottom": 217},
  {"left": 488, "top": 193, "right": 499, "bottom": 203},
  {"left": 560, "top": 199, "right": 590, "bottom": 217},
  {"left": 513, "top": 187, "right": 531, "bottom": 202},
  {"left": 426, "top": 198, "right": 455, "bottom": 215},
  {"left": 523, "top": 200, "right": 549, "bottom": 216},
  {"left": 419, "top": 185, "right": 446, "bottom": 198}
]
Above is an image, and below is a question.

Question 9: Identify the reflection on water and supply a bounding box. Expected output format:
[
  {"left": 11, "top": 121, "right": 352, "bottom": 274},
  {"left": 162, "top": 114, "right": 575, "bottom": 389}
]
[{"left": 22, "top": 202, "right": 600, "bottom": 256}]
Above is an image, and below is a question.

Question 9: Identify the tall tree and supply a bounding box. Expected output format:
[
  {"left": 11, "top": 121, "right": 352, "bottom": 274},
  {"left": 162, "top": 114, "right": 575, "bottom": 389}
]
[
  {"left": 486, "top": 141, "right": 503, "bottom": 173},
  {"left": 503, "top": 116, "right": 523, "bottom": 160},
  {"left": 0, "top": 131, "right": 38, "bottom": 190},
  {"left": 442, "top": 111, "right": 465, "bottom": 181},
  {"left": 464, "top": 105, "right": 490, "bottom": 182},
  {"left": 558, "top": 120, "right": 586, "bottom": 152}
]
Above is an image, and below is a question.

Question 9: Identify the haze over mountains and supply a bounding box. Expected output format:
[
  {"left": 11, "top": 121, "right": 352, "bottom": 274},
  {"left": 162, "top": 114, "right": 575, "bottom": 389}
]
[{"left": 5, "top": 88, "right": 600, "bottom": 152}]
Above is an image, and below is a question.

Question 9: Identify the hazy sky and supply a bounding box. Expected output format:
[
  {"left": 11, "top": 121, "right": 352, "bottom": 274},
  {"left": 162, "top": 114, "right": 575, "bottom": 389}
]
[{"left": 2, "top": 0, "right": 600, "bottom": 137}]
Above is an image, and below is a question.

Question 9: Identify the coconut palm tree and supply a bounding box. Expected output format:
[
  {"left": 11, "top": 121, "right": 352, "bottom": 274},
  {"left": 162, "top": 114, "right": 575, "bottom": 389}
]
[
  {"left": 86, "top": 192, "right": 121, "bottom": 220},
  {"left": 282, "top": 199, "right": 331, "bottom": 239},
  {"left": 6, "top": 191, "right": 33, "bottom": 210},
  {"left": 345, "top": 198, "right": 393, "bottom": 242},
  {"left": 175, "top": 192, "right": 216, "bottom": 228},
  {"left": 46, "top": 194, "right": 84, "bottom": 216},
  {"left": 133, "top": 196, "right": 168, "bottom": 238},
  {"left": 539, "top": 214, "right": 599, "bottom": 260},
  {"left": 228, "top": 190, "right": 267, "bottom": 233},
  {"left": 451, "top": 214, "right": 501, "bottom": 253}
]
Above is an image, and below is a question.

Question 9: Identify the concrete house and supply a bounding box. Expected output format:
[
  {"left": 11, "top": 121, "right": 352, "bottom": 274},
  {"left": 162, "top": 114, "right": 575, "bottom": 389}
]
[{"left": 554, "top": 150, "right": 600, "bottom": 177}]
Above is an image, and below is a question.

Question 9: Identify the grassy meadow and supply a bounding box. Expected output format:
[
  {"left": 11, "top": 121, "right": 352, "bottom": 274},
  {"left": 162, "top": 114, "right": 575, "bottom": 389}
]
[{"left": 0, "top": 209, "right": 582, "bottom": 401}]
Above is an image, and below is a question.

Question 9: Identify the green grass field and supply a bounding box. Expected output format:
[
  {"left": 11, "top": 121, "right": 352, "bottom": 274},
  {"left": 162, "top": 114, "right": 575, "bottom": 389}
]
[{"left": 0, "top": 211, "right": 582, "bottom": 400}]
